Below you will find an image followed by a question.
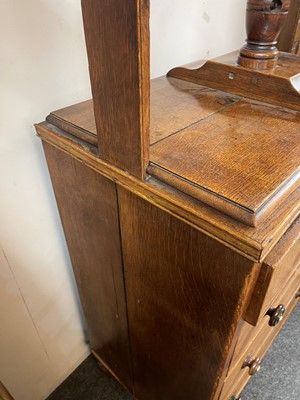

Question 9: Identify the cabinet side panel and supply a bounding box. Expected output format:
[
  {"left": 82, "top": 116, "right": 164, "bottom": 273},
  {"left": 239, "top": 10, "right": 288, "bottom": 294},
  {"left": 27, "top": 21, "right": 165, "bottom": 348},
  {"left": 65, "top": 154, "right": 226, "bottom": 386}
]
[
  {"left": 118, "top": 187, "right": 259, "bottom": 400},
  {"left": 42, "top": 142, "right": 132, "bottom": 391}
]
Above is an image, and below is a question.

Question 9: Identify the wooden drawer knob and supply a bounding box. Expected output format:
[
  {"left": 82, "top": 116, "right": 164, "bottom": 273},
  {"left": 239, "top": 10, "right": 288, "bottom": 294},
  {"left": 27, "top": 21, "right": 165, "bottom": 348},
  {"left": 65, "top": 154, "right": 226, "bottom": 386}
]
[
  {"left": 266, "top": 304, "right": 286, "bottom": 327},
  {"left": 242, "top": 353, "right": 262, "bottom": 376}
]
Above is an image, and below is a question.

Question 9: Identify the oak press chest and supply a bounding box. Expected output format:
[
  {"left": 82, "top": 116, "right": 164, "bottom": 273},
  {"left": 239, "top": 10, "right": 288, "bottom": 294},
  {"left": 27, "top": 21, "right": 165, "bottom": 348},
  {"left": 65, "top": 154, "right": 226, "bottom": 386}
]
[{"left": 36, "top": 1, "right": 300, "bottom": 399}]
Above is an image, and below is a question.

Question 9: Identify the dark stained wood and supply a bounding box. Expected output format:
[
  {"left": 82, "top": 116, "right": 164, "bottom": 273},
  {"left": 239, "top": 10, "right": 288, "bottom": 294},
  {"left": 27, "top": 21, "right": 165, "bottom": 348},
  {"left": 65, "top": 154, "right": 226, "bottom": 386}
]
[
  {"left": 150, "top": 77, "right": 241, "bottom": 144},
  {"left": 81, "top": 0, "right": 150, "bottom": 179},
  {"left": 42, "top": 142, "right": 133, "bottom": 392},
  {"left": 221, "top": 266, "right": 300, "bottom": 398},
  {"left": 278, "top": 0, "right": 300, "bottom": 52},
  {"left": 36, "top": 121, "right": 300, "bottom": 263},
  {"left": 168, "top": 51, "right": 300, "bottom": 112},
  {"left": 149, "top": 99, "right": 300, "bottom": 227},
  {"left": 39, "top": 75, "right": 300, "bottom": 228},
  {"left": 117, "top": 187, "right": 260, "bottom": 400},
  {"left": 238, "top": 0, "right": 291, "bottom": 69}
]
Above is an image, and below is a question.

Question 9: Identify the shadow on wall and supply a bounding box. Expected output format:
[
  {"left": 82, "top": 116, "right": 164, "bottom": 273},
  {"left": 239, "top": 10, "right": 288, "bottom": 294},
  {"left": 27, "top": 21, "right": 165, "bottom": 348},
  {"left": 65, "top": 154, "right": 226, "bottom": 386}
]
[{"left": 0, "top": 1, "right": 92, "bottom": 399}]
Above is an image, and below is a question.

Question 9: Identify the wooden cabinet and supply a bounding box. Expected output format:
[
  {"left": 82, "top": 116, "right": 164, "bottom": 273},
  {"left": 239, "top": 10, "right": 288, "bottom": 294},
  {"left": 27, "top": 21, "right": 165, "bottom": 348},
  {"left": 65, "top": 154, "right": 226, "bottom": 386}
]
[
  {"left": 278, "top": 0, "right": 300, "bottom": 54},
  {"left": 35, "top": 2, "right": 299, "bottom": 399}
]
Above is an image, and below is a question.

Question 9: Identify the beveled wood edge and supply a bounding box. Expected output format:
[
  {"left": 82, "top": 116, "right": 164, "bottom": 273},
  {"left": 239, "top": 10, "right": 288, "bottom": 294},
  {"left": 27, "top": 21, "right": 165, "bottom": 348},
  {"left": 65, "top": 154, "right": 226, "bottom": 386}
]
[
  {"left": 35, "top": 122, "right": 300, "bottom": 263},
  {"left": 148, "top": 163, "right": 300, "bottom": 228},
  {"left": 36, "top": 121, "right": 261, "bottom": 261},
  {"left": 147, "top": 163, "right": 257, "bottom": 227},
  {"left": 36, "top": 122, "right": 300, "bottom": 262},
  {"left": 46, "top": 113, "right": 98, "bottom": 146},
  {"left": 278, "top": 0, "right": 300, "bottom": 52}
]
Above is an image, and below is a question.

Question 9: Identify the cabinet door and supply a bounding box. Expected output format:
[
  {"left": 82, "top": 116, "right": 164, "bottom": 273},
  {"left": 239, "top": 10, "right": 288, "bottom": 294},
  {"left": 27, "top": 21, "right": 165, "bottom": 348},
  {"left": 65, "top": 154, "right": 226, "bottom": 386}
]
[
  {"left": 43, "top": 143, "right": 133, "bottom": 391},
  {"left": 118, "top": 187, "right": 259, "bottom": 400}
]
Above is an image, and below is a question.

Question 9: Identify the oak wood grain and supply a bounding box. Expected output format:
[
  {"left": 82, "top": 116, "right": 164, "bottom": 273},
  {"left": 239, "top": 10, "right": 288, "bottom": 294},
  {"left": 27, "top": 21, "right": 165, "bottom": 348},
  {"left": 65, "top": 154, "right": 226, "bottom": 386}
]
[
  {"left": 117, "top": 187, "right": 260, "bottom": 400},
  {"left": 46, "top": 77, "right": 241, "bottom": 147},
  {"left": 149, "top": 99, "right": 300, "bottom": 226},
  {"left": 81, "top": 0, "right": 150, "bottom": 178},
  {"left": 42, "top": 143, "right": 133, "bottom": 391},
  {"left": 47, "top": 100, "right": 97, "bottom": 146},
  {"left": 36, "top": 121, "right": 300, "bottom": 263}
]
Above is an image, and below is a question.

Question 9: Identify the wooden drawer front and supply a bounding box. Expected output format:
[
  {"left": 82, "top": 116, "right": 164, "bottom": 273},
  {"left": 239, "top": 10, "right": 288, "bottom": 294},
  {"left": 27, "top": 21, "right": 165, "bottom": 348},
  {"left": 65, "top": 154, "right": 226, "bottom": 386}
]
[
  {"left": 245, "top": 217, "right": 300, "bottom": 325},
  {"left": 220, "top": 267, "right": 300, "bottom": 400}
]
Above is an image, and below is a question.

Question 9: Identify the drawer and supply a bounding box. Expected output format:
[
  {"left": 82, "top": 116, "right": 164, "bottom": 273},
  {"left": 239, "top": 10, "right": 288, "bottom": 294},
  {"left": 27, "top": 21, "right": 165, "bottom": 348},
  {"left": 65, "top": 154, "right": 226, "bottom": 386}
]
[
  {"left": 244, "top": 217, "right": 300, "bottom": 326},
  {"left": 294, "top": 21, "right": 300, "bottom": 42},
  {"left": 228, "top": 265, "right": 300, "bottom": 375},
  {"left": 219, "top": 267, "right": 300, "bottom": 400}
]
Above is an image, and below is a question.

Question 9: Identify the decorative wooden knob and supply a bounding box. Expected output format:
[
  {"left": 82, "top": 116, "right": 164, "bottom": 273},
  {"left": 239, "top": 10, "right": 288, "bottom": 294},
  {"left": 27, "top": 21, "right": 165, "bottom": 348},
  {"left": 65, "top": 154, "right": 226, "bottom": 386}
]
[
  {"left": 266, "top": 304, "right": 286, "bottom": 326},
  {"left": 242, "top": 353, "right": 262, "bottom": 376},
  {"left": 239, "top": 0, "right": 291, "bottom": 69}
]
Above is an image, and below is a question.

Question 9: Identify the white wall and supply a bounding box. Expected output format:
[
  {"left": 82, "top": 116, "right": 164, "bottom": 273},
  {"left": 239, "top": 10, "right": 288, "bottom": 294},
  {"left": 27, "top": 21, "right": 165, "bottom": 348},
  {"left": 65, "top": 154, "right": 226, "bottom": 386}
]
[{"left": 0, "top": 1, "right": 246, "bottom": 399}]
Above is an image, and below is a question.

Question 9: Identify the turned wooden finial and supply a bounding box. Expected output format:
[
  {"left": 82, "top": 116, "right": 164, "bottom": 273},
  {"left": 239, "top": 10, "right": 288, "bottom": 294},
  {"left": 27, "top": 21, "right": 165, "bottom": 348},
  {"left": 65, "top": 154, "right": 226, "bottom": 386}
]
[{"left": 238, "top": 0, "right": 291, "bottom": 69}]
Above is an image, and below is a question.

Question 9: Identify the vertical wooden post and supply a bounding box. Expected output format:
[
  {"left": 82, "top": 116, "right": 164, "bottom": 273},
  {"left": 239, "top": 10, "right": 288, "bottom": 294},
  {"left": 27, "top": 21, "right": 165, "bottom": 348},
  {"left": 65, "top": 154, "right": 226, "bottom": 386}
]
[
  {"left": 81, "top": 0, "right": 150, "bottom": 179},
  {"left": 278, "top": 0, "right": 300, "bottom": 52}
]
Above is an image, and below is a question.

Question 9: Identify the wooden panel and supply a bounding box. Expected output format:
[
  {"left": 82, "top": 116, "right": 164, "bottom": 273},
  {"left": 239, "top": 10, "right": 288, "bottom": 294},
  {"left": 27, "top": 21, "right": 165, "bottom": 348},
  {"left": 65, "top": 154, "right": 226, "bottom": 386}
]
[
  {"left": 46, "top": 77, "right": 241, "bottom": 147},
  {"left": 42, "top": 142, "right": 133, "bottom": 391},
  {"left": 245, "top": 217, "right": 300, "bottom": 325},
  {"left": 168, "top": 51, "right": 300, "bottom": 112},
  {"left": 81, "top": 0, "right": 150, "bottom": 178},
  {"left": 47, "top": 100, "right": 97, "bottom": 146},
  {"left": 43, "top": 76, "right": 300, "bottom": 228},
  {"left": 278, "top": 0, "right": 300, "bottom": 52},
  {"left": 36, "top": 121, "right": 300, "bottom": 263},
  {"left": 118, "top": 187, "right": 260, "bottom": 400},
  {"left": 150, "top": 77, "right": 240, "bottom": 144},
  {"left": 149, "top": 99, "right": 300, "bottom": 226}
]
